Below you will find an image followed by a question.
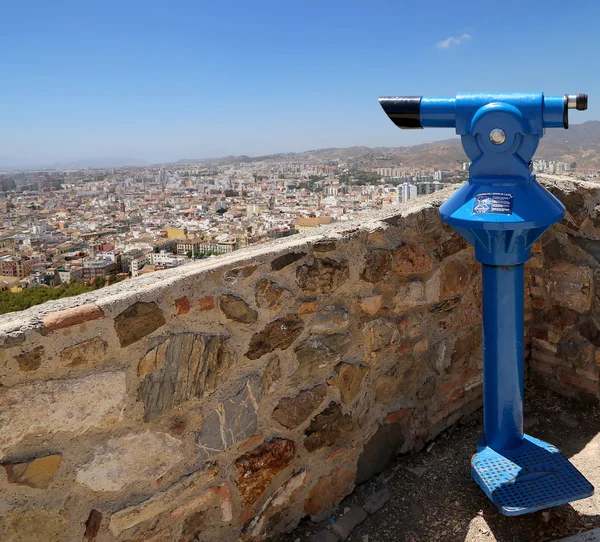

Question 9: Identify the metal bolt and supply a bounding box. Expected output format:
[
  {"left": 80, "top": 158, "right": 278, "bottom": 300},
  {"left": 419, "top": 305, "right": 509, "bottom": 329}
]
[{"left": 489, "top": 128, "right": 506, "bottom": 145}]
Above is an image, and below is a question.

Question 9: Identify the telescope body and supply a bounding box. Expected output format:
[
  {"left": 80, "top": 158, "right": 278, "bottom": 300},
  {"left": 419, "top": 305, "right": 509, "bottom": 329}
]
[{"left": 379, "top": 92, "right": 593, "bottom": 515}]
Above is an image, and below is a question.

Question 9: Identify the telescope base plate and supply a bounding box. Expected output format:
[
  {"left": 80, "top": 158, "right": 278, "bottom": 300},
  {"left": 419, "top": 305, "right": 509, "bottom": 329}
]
[{"left": 471, "top": 434, "right": 593, "bottom": 516}]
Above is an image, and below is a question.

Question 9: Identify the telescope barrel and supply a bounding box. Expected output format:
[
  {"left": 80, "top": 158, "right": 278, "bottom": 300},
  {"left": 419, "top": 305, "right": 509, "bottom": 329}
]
[{"left": 379, "top": 93, "right": 588, "bottom": 130}]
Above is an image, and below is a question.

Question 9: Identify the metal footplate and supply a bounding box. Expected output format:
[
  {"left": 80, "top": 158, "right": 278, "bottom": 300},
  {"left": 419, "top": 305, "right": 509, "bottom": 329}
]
[{"left": 471, "top": 434, "right": 594, "bottom": 516}]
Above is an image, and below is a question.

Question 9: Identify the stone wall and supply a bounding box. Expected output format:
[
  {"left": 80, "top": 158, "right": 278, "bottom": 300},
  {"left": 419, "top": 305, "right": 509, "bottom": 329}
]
[
  {"left": 3, "top": 178, "right": 590, "bottom": 542},
  {"left": 528, "top": 177, "right": 600, "bottom": 404}
]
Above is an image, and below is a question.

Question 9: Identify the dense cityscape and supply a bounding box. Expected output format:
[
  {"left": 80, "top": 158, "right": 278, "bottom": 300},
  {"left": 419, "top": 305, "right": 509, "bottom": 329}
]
[{"left": 0, "top": 154, "right": 581, "bottom": 313}]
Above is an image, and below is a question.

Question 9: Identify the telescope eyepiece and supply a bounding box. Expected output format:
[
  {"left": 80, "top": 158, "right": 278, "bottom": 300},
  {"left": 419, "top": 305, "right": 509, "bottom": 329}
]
[
  {"left": 566, "top": 94, "right": 588, "bottom": 111},
  {"left": 378, "top": 96, "right": 422, "bottom": 129}
]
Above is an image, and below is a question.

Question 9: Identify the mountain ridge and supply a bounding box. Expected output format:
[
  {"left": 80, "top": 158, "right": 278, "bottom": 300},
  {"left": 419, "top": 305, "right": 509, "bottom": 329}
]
[
  {"left": 173, "top": 121, "right": 600, "bottom": 170},
  {"left": 2, "top": 121, "right": 599, "bottom": 171}
]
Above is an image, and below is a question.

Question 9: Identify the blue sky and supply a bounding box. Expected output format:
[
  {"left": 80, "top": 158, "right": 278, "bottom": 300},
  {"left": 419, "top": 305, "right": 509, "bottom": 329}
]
[{"left": 1, "top": 0, "right": 598, "bottom": 165}]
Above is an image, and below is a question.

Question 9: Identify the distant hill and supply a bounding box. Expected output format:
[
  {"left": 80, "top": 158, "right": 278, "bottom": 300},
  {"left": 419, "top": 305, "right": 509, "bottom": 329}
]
[
  {"left": 177, "top": 121, "right": 600, "bottom": 171},
  {"left": 48, "top": 157, "right": 150, "bottom": 169},
  {"left": 537, "top": 120, "right": 600, "bottom": 168},
  {"left": 0, "top": 157, "right": 149, "bottom": 171},
  {"left": 3, "top": 121, "right": 600, "bottom": 172}
]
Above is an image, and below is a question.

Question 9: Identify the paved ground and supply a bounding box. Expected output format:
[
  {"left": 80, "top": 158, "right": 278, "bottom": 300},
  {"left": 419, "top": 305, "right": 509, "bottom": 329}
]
[
  {"left": 282, "top": 383, "right": 600, "bottom": 542},
  {"left": 557, "top": 528, "right": 600, "bottom": 541}
]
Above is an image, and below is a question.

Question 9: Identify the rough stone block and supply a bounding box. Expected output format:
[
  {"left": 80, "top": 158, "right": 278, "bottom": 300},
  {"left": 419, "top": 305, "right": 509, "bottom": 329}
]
[
  {"left": 439, "top": 259, "right": 473, "bottom": 300},
  {"left": 360, "top": 249, "right": 392, "bottom": 283},
  {"left": 310, "top": 531, "right": 339, "bottom": 542},
  {"left": 545, "top": 264, "right": 593, "bottom": 312},
  {"left": 393, "top": 281, "right": 427, "bottom": 313},
  {"left": 313, "top": 240, "right": 337, "bottom": 252},
  {"left": 271, "top": 251, "right": 306, "bottom": 271},
  {"left": 181, "top": 483, "right": 232, "bottom": 538},
  {"left": 436, "top": 232, "right": 468, "bottom": 259},
  {"left": 298, "top": 300, "right": 319, "bottom": 315},
  {"left": 196, "top": 377, "right": 263, "bottom": 459},
  {"left": 579, "top": 320, "right": 600, "bottom": 348},
  {"left": 413, "top": 338, "right": 429, "bottom": 354},
  {"left": 83, "top": 509, "right": 103, "bottom": 540},
  {"left": 358, "top": 295, "right": 383, "bottom": 315},
  {"left": 0, "top": 506, "right": 69, "bottom": 542},
  {"left": 219, "top": 294, "right": 258, "bottom": 324},
  {"left": 76, "top": 431, "right": 184, "bottom": 492},
  {"left": 296, "top": 258, "right": 349, "bottom": 293},
  {"left": 263, "top": 355, "right": 281, "bottom": 392},
  {"left": 327, "top": 363, "right": 368, "bottom": 404},
  {"left": 457, "top": 279, "right": 482, "bottom": 326},
  {"left": 108, "top": 466, "right": 219, "bottom": 535},
  {"left": 392, "top": 242, "right": 433, "bottom": 278},
  {"left": 0, "top": 332, "right": 24, "bottom": 348},
  {"left": 304, "top": 467, "right": 355, "bottom": 517},
  {"left": 272, "top": 384, "right": 327, "bottom": 429},
  {"left": 291, "top": 333, "right": 351, "bottom": 385},
  {"left": 384, "top": 408, "right": 412, "bottom": 425},
  {"left": 199, "top": 296, "right": 215, "bottom": 311},
  {"left": 255, "top": 279, "right": 291, "bottom": 309},
  {"left": 355, "top": 424, "right": 405, "bottom": 484},
  {"left": 60, "top": 336, "right": 107, "bottom": 367},
  {"left": 363, "top": 486, "right": 391, "bottom": 514},
  {"left": 245, "top": 314, "right": 304, "bottom": 360},
  {"left": 304, "top": 402, "right": 353, "bottom": 452},
  {"left": 235, "top": 438, "right": 296, "bottom": 505},
  {"left": 3, "top": 453, "right": 62, "bottom": 489},
  {"left": 138, "top": 332, "right": 234, "bottom": 421},
  {"left": 546, "top": 304, "right": 582, "bottom": 329},
  {"left": 560, "top": 336, "right": 594, "bottom": 367},
  {"left": 15, "top": 345, "right": 44, "bottom": 372},
  {"left": 361, "top": 318, "right": 398, "bottom": 352},
  {"left": 375, "top": 357, "right": 428, "bottom": 404},
  {"left": 332, "top": 505, "right": 368, "bottom": 541},
  {"left": 175, "top": 296, "right": 190, "bottom": 315},
  {"left": 242, "top": 470, "right": 307, "bottom": 541},
  {"left": 43, "top": 303, "right": 104, "bottom": 332},
  {"left": 451, "top": 327, "right": 482, "bottom": 374},
  {"left": 224, "top": 265, "right": 258, "bottom": 284},
  {"left": 114, "top": 301, "right": 166, "bottom": 347},
  {"left": 312, "top": 306, "right": 349, "bottom": 334},
  {"left": 0, "top": 371, "right": 126, "bottom": 460}
]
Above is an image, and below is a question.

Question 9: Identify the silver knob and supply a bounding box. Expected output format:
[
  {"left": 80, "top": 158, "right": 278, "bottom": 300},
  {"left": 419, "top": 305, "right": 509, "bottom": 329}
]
[{"left": 489, "top": 128, "right": 506, "bottom": 145}]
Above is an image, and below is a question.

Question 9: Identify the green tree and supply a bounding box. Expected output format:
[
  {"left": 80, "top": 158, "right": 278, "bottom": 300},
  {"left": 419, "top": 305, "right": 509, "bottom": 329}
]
[
  {"left": 93, "top": 276, "right": 105, "bottom": 289},
  {"left": 0, "top": 281, "right": 97, "bottom": 315}
]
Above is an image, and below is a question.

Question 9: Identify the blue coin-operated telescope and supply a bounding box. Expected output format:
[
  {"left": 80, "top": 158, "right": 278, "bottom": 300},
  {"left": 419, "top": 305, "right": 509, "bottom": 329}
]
[{"left": 379, "top": 93, "right": 593, "bottom": 515}]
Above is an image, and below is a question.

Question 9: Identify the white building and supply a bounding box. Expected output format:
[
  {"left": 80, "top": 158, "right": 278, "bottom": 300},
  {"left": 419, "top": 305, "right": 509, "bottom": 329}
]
[
  {"left": 32, "top": 223, "right": 49, "bottom": 235},
  {"left": 149, "top": 251, "right": 187, "bottom": 267},
  {"left": 398, "top": 182, "right": 418, "bottom": 203}
]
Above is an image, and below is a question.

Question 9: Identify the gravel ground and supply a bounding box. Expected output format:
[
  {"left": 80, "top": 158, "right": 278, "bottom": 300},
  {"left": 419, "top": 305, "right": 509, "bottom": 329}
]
[{"left": 282, "top": 383, "right": 600, "bottom": 542}]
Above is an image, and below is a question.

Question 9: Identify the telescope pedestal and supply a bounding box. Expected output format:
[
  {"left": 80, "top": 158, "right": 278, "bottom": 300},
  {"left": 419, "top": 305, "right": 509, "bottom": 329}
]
[{"left": 472, "top": 435, "right": 593, "bottom": 515}]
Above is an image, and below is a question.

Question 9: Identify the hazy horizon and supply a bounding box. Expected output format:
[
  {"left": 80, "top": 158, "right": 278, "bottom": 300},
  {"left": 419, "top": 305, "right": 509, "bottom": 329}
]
[
  {"left": 0, "top": 127, "right": 463, "bottom": 169},
  {"left": 0, "top": 130, "right": 462, "bottom": 170}
]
